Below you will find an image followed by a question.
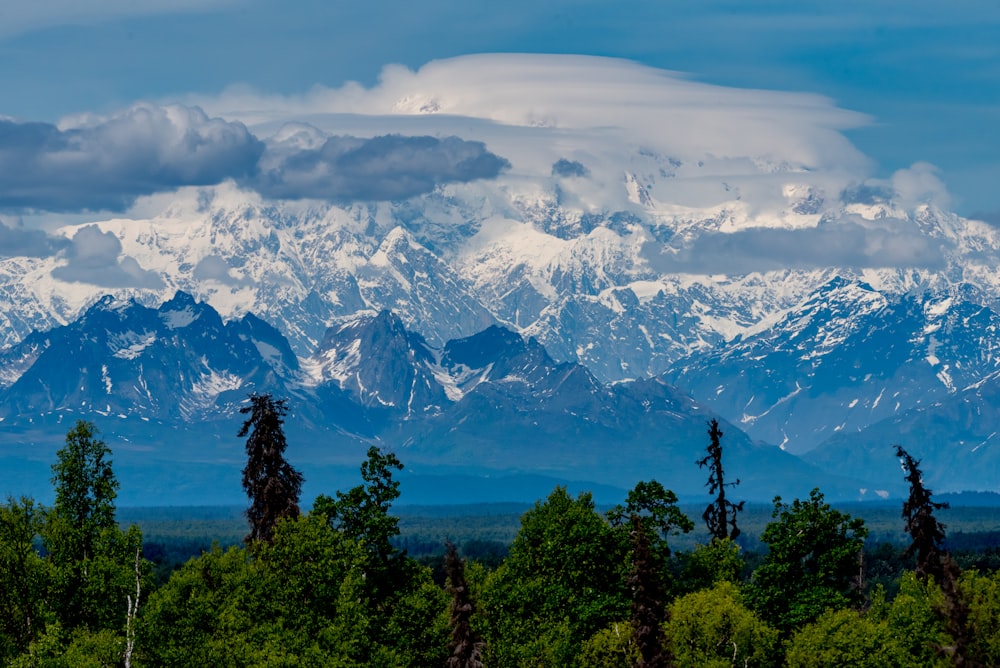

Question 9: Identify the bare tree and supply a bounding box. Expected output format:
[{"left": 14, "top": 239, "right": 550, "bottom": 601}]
[{"left": 697, "top": 419, "right": 744, "bottom": 540}]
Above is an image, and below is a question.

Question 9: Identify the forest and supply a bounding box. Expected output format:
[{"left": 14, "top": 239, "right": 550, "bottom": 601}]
[{"left": 2, "top": 394, "right": 1000, "bottom": 667}]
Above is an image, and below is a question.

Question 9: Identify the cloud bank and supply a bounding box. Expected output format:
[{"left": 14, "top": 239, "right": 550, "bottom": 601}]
[
  {"left": 0, "top": 219, "right": 68, "bottom": 257},
  {"left": 0, "top": 104, "right": 263, "bottom": 212},
  {"left": 645, "top": 215, "right": 949, "bottom": 275},
  {"left": 255, "top": 133, "right": 509, "bottom": 201}
]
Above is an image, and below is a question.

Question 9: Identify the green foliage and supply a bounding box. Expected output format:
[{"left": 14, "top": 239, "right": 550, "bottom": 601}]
[
  {"left": 679, "top": 537, "right": 745, "bottom": 594},
  {"left": 785, "top": 607, "right": 917, "bottom": 668},
  {"left": 607, "top": 480, "right": 694, "bottom": 552},
  {"left": 140, "top": 515, "right": 375, "bottom": 666},
  {"left": 314, "top": 446, "right": 403, "bottom": 565},
  {"left": 578, "top": 622, "right": 638, "bottom": 667},
  {"left": 481, "top": 487, "right": 629, "bottom": 667},
  {"left": 666, "top": 581, "right": 779, "bottom": 668},
  {"left": 745, "top": 488, "right": 867, "bottom": 634},
  {"left": 40, "top": 420, "right": 151, "bottom": 655},
  {"left": 958, "top": 568, "right": 1000, "bottom": 665},
  {"left": 0, "top": 497, "right": 48, "bottom": 663},
  {"left": 239, "top": 393, "right": 304, "bottom": 544},
  {"left": 880, "top": 573, "right": 951, "bottom": 665}
]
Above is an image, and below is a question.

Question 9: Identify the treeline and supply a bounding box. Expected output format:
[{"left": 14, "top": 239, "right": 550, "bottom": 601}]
[{"left": 3, "top": 401, "right": 1000, "bottom": 666}]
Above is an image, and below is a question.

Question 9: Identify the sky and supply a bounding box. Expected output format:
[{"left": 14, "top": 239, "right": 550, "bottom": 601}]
[{"left": 0, "top": 0, "right": 997, "bottom": 222}]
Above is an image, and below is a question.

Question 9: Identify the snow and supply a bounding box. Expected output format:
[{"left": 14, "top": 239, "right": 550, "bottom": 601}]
[
  {"left": 161, "top": 307, "right": 198, "bottom": 329},
  {"left": 110, "top": 331, "right": 157, "bottom": 360}
]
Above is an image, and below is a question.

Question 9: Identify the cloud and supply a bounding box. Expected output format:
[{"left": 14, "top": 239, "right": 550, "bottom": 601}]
[
  {"left": 890, "top": 162, "right": 951, "bottom": 210},
  {"left": 193, "top": 255, "right": 249, "bottom": 286},
  {"left": 645, "top": 215, "right": 948, "bottom": 275},
  {"left": 0, "top": 103, "right": 263, "bottom": 212},
  {"left": 196, "top": 54, "right": 871, "bottom": 176},
  {"left": 51, "top": 224, "right": 163, "bottom": 287},
  {"left": 253, "top": 133, "right": 509, "bottom": 201},
  {"left": 552, "top": 159, "right": 589, "bottom": 177},
  {"left": 0, "top": 219, "right": 68, "bottom": 257}
]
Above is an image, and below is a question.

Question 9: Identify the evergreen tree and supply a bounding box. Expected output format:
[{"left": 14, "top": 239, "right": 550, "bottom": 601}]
[
  {"left": 697, "top": 419, "right": 744, "bottom": 540},
  {"left": 445, "top": 541, "right": 484, "bottom": 668},
  {"left": 895, "top": 445, "right": 977, "bottom": 667},
  {"left": 895, "top": 445, "right": 950, "bottom": 582},
  {"left": 629, "top": 515, "right": 672, "bottom": 668},
  {"left": 239, "top": 393, "right": 304, "bottom": 544}
]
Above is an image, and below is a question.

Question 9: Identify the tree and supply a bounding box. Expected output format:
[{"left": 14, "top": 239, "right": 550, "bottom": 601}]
[
  {"left": 666, "top": 581, "right": 779, "bottom": 668},
  {"left": 48, "top": 420, "right": 118, "bottom": 565},
  {"left": 746, "top": 488, "right": 867, "bottom": 634},
  {"left": 607, "top": 480, "right": 694, "bottom": 560},
  {"left": 444, "top": 542, "right": 484, "bottom": 668},
  {"left": 629, "top": 515, "right": 671, "bottom": 668},
  {"left": 607, "top": 481, "right": 692, "bottom": 668},
  {"left": 895, "top": 445, "right": 976, "bottom": 667},
  {"left": 314, "top": 445, "right": 403, "bottom": 566},
  {"left": 238, "top": 393, "right": 304, "bottom": 544},
  {"left": 895, "top": 445, "right": 949, "bottom": 582},
  {"left": 37, "top": 421, "right": 150, "bottom": 662},
  {"left": 0, "top": 497, "right": 47, "bottom": 663},
  {"left": 480, "top": 487, "right": 629, "bottom": 666},
  {"left": 697, "top": 419, "right": 744, "bottom": 541}
]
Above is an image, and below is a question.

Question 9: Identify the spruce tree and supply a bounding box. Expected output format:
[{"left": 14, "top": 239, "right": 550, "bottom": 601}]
[
  {"left": 445, "top": 541, "right": 484, "bottom": 668},
  {"left": 895, "top": 445, "right": 977, "bottom": 667},
  {"left": 629, "top": 515, "right": 672, "bottom": 668},
  {"left": 697, "top": 419, "right": 744, "bottom": 541},
  {"left": 239, "top": 393, "right": 303, "bottom": 544}
]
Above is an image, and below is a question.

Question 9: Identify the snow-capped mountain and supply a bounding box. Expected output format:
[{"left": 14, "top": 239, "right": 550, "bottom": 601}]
[
  {"left": 665, "top": 278, "right": 1000, "bottom": 454},
  {"left": 3, "top": 129, "right": 1000, "bottom": 497},
  {"left": 0, "top": 291, "right": 296, "bottom": 422},
  {"left": 0, "top": 293, "right": 863, "bottom": 503}
]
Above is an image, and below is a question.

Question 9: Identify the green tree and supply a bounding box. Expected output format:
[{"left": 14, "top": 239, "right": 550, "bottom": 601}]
[
  {"left": 745, "top": 488, "right": 867, "bottom": 634},
  {"left": 481, "top": 487, "right": 629, "bottom": 667},
  {"left": 679, "top": 537, "right": 745, "bottom": 594},
  {"left": 313, "top": 445, "right": 405, "bottom": 599},
  {"left": 312, "top": 447, "right": 449, "bottom": 666},
  {"left": 43, "top": 421, "right": 148, "bottom": 632},
  {"left": 895, "top": 445, "right": 975, "bottom": 666},
  {"left": 666, "top": 581, "right": 779, "bottom": 668},
  {"left": 784, "top": 607, "right": 918, "bottom": 668},
  {"left": 34, "top": 421, "right": 149, "bottom": 664},
  {"left": 607, "top": 481, "right": 692, "bottom": 667},
  {"left": 0, "top": 497, "right": 48, "bottom": 663},
  {"left": 239, "top": 393, "right": 304, "bottom": 544},
  {"left": 607, "top": 480, "right": 694, "bottom": 561},
  {"left": 697, "top": 419, "right": 744, "bottom": 540},
  {"left": 139, "top": 516, "right": 382, "bottom": 666}
]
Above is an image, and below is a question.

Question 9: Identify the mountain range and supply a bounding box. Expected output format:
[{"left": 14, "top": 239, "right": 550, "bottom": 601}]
[
  {"left": 0, "top": 292, "right": 866, "bottom": 505},
  {"left": 2, "top": 145, "right": 1000, "bottom": 503}
]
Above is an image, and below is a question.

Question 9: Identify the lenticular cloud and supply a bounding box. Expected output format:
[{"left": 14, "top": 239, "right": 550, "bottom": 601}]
[{"left": 198, "top": 54, "right": 872, "bottom": 176}]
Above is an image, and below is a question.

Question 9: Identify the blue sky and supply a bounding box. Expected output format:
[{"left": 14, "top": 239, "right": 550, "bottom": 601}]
[{"left": 0, "top": 0, "right": 997, "bottom": 217}]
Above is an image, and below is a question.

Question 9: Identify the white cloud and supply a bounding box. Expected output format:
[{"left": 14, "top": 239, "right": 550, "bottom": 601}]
[
  {"left": 51, "top": 224, "right": 163, "bottom": 288},
  {"left": 194, "top": 54, "right": 871, "bottom": 175},
  {"left": 890, "top": 162, "right": 952, "bottom": 211}
]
